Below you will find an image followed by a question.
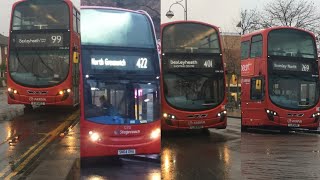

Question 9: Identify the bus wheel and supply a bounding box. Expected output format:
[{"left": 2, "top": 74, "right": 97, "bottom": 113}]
[{"left": 24, "top": 104, "right": 33, "bottom": 113}]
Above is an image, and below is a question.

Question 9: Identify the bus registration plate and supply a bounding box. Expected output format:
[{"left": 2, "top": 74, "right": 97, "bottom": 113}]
[
  {"left": 118, "top": 149, "right": 136, "bottom": 155},
  {"left": 31, "top": 102, "right": 45, "bottom": 105},
  {"left": 189, "top": 126, "right": 204, "bottom": 129},
  {"left": 288, "top": 123, "right": 300, "bottom": 127}
]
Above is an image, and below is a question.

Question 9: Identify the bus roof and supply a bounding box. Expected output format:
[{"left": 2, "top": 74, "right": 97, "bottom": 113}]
[
  {"left": 241, "top": 26, "right": 315, "bottom": 42},
  {"left": 80, "top": 6, "right": 148, "bottom": 15},
  {"left": 161, "top": 20, "right": 220, "bottom": 33}
]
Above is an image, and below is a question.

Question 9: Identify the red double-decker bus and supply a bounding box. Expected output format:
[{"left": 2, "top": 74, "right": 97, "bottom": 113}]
[
  {"left": 7, "top": 0, "right": 80, "bottom": 110},
  {"left": 161, "top": 21, "right": 227, "bottom": 130},
  {"left": 80, "top": 7, "right": 161, "bottom": 157},
  {"left": 241, "top": 27, "right": 320, "bottom": 131}
]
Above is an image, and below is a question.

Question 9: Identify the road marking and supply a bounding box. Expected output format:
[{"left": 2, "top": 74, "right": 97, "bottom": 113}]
[
  {"left": 1, "top": 110, "right": 79, "bottom": 179},
  {"left": 0, "top": 166, "right": 10, "bottom": 177}
]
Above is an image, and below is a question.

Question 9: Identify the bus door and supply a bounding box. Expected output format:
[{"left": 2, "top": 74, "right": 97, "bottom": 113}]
[{"left": 244, "top": 76, "right": 265, "bottom": 122}]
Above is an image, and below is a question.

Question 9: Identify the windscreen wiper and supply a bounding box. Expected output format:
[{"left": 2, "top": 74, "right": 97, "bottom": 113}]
[
  {"left": 35, "top": 50, "right": 54, "bottom": 74},
  {"left": 14, "top": 49, "right": 28, "bottom": 72}
]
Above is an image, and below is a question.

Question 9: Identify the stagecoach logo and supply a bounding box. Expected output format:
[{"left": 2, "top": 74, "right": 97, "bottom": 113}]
[
  {"left": 114, "top": 129, "right": 141, "bottom": 135},
  {"left": 29, "top": 97, "right": 47, "bottom": 101},
  {"left": 91, "top": 58, "right": 126, "bottom": 67}
]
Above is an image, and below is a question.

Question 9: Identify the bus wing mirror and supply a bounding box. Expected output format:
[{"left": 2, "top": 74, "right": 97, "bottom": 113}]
[{"left": 73, "top": 52, "right": 79, "bottom": 64}]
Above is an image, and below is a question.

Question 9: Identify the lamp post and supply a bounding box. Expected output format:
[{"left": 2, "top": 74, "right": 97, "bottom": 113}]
[{"left": 166, "top": 0, "right": 187, "bottom": 20}]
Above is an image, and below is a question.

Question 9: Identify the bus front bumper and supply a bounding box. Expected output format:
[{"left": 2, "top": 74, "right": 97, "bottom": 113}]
[{"left": 162, "top": 116, "right": 227, "bottom": 130}]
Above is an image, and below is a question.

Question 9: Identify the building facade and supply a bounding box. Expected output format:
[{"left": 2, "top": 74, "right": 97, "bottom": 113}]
[{"left": 0, "top": 34, "right": 8, "bottom": 78}]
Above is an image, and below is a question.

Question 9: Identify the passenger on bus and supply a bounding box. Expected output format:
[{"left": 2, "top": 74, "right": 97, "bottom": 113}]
[{"left": 99, "top": 95, "right": 117, "bottom": 116}]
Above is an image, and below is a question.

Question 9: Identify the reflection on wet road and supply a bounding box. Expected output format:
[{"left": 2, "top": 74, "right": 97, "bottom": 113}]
[
  {"left": 161, "top": 118, "right": 241, "bottom": 180},
  {"left": 241, "top": 132, "right": 320, "bottom": 180},
  {"left": 0, "top": 107, "right": 76, "bottom": 178},
  {"left": 81, "top": 157, "right": 160, "bottom": 180}
]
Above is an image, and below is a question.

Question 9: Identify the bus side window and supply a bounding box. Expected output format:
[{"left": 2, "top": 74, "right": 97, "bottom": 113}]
[
  {"left": 250, "top": 35, "right": 263, "bottom": 58},
  {"left": 250, "top": 77, "right": 264, "bottom": 100},
  {"left": 241, "top": 41, "right": 250, "bottom": 60}
]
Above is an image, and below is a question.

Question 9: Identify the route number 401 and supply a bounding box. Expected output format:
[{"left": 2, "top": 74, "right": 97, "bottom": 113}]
[
  {"left": 136, "top": 58, "right": 148, "bottom": 69},
  {"left": 204, "top": 60, "right": 213, "bottom": 68}
]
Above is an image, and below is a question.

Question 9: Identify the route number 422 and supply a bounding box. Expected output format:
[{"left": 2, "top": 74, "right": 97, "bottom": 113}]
[{"left": 136, "top": 58, "right": 148, "bottom": 69}]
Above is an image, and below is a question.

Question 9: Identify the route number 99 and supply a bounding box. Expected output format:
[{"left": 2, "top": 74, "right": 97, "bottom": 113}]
[{"left": 51, "top": 35, "right": 62, "bottom": 44}]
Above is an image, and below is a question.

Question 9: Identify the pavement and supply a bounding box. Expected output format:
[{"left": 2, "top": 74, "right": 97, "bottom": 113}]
[
  {"left": 0, "top": 87, "right": 24, "bottom": 121},
  {"left": 227, "top": 108, "right": 241, "bottom": 118}
]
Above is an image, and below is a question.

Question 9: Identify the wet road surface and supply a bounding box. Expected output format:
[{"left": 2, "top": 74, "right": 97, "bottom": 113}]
[
  {"left": 161, "top": 118, "right": 241, "bottom": 180},
  {"left": 22, "top": 122, "right": 80, "bottom": 179},
  {"left": 0, "top": 107, "right": 77, "bottom": 179},
  {"left": 241, "top": 131, "right": 320, "bottom": 180},
  {"left": 80, "top": 156, "right": 161, "bottom": 180}
]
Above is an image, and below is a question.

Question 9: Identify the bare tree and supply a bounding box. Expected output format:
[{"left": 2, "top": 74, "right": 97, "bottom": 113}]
[
  {"left": 262, "top": 0, "right": 320, "bottom": 29},
  {"left": 240, "top": 9, "right": 260, "bottom": 35}
]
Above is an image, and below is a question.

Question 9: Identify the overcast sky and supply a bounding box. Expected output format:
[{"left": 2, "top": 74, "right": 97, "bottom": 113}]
[
  {"left": 0, "top": 0, "right": 80, "bottom": 36},
  {"left": 161, "top": 0, "right": 240, "bottom": 33},
  {"left": 241, "top": 0, "right": 320, "bottom": 10}
]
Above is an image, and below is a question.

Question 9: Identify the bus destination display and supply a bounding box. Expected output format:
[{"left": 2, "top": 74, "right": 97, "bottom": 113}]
[
  {"left": 12, "top": 33, "right": 65, "bottom": 48},
  {"left": 272, "top": 61, "right": 311, "bottom": 72},
  {"left": 90, "top": 55, "right": 152, "bottom": 71}
]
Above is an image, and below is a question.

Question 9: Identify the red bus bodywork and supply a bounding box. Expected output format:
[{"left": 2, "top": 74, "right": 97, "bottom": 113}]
[
  {"left": 7, "top": 0, "right": 80, "bottom": 107},
  {"left": 80, "top": 6, "right": 161, "bottom": 157},
  {"left": 241, "top": 27, "right": 320, "bottom": 130},
  {"left": 160, "top": 21, "right": 228, "bottom": 130}
]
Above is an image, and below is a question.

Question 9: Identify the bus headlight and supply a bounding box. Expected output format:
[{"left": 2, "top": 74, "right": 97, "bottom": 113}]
[
  {"left": 8, "top": 87, "right": 18, "bottom": 99},
  {"left": 311, "top": 112, "right": 320, "bottom": 122},
  {"left": 163, "top": 113, "right": 176, "bottom": 120},
  {"left": 150, "top": 128, "right": 161, "bottom": 139},
  {"left": 57, "top": 89, "right": 71, "bottom": 101},
  {"left": 89, "top": 131, "right": 101, "bottom": 142},
  {"left": 265, "top": 109, "right": 278, "bottom": 121},
  {"left": 217, "top": 110, "right": 227, "bottom": 121},
  {"left": 163, "top": 113, "right": 168, "bottom": 118}
]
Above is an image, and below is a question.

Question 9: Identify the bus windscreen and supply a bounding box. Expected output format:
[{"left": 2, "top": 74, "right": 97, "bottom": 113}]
[
  {"left": 162, "top": 23, "right": 221, "bottom": 54},
  {"left": 12, "top": 1, "right": 69, "bottom": 30},
  {"left": 81, "top": 9, "right": 155, "bottom": 48},
  {"left": 268, "top": 29, "right": 317, "bottom": 59}
]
